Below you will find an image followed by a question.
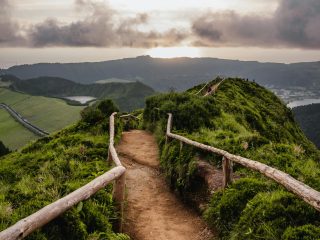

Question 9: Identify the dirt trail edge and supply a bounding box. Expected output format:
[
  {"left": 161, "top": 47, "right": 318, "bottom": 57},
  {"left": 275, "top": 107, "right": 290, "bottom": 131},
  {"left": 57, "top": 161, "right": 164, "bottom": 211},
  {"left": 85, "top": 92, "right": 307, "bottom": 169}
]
[{"left": 116, "top": 130, "right": 215, "bottom": 240}]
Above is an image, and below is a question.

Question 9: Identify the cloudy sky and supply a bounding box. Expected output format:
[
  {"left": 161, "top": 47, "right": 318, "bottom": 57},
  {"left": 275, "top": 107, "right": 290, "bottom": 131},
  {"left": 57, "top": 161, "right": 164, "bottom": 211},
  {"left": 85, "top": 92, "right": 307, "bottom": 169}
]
[{"left": 1, "top": 0, "right": 319, "bottom": 68}]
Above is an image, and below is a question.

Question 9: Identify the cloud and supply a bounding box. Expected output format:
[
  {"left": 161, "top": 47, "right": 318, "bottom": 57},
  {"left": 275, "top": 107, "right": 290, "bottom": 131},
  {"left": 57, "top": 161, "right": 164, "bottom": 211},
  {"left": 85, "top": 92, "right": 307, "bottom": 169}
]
[
  {"left": 0, "top": 0, "right": 26, "bottom": 45},
  {"left": 192, "top": 0, "right": 320, "bottom": 48},
  {"left": 1, "top": 0, "right": 319, "bottom": 49},
  {"left": 4, "top": 0, "right": 187, "bottom": 48}
]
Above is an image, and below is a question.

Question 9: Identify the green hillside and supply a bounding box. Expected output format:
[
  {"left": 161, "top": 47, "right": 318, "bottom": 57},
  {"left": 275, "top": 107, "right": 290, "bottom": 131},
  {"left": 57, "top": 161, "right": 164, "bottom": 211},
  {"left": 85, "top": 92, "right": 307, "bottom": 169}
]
[
  {"left": 0, "top": 88, "right": 84, "bottom": 149},
  {"left": 0, "top": 108, "right": 39, "bottom": 150},
  {"left": 5, "top": 75, "right": 156, "bottom": 111},
  {"left": 143, "top": 78, "right": 320, "bottom": 239},
  {"left": 0, "top": 100, "right": 129, "bottom": 239}
]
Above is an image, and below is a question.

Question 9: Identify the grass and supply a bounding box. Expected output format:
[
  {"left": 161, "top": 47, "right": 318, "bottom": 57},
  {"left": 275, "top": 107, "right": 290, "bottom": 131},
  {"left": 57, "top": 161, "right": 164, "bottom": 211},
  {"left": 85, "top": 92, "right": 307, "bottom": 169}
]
[
  {"left": 0, "top": 88, "right": 85, "bottom": 149},
  {"left": 0, "top": 88, "right": 84, "bottom": 132},
  {"left": 0, "top": 100, "right": 129, "bottom": 239},
  {"left": 0, "top": 109, "right": 39, "bottom": 150},
  {"left": 143, "top": 78, "right": 320, "bottom": 239}
]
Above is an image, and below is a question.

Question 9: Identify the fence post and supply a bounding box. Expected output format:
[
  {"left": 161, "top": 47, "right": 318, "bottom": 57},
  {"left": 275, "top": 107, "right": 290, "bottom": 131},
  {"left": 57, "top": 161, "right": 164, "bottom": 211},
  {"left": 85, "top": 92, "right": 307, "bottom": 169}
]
[
  {"left": 179, "top": 141, "right": 183, "bottom": 153},
  {"left": 107, "top": 147, "right": 113, "bottom": 166},
  {"left": 113, "top": 173, "right": 126, "bottom": 232},
  {"left": 222, "top": 156, "right": 233, "bottom": 188},
  {"left": 166, "top": 113, "right": 173, "bottom": 145}
]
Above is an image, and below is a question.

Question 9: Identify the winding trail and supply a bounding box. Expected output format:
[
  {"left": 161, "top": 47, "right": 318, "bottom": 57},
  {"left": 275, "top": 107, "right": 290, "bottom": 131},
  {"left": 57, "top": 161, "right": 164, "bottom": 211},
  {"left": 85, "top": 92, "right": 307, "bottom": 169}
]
[{"left": 116, "top": 130, "right": 215, "bottom": 240}]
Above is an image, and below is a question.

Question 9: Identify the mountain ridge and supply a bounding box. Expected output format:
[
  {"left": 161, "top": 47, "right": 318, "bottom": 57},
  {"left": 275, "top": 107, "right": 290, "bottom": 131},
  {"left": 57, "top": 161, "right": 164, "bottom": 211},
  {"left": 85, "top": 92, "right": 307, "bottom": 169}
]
[{"left": 1, "top": 56, "right": 320, "bottom": 92}]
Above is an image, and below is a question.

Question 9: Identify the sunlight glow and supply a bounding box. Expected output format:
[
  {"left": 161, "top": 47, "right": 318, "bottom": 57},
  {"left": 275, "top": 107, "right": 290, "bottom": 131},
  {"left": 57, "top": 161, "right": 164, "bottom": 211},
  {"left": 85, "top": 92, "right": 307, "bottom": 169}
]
[{"left": 146, "top": 47, "right": 201, "bottom": 58}]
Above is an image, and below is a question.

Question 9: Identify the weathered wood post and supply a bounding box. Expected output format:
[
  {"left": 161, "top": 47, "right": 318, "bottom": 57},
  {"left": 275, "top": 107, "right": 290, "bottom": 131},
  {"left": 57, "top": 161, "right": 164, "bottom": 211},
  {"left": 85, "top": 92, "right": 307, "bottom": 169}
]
[
  {"left": 107, "top": 147, "right": 113, "bottom": 166},
  {"left": 222, "top": 156, "right": 233, "bottom": 188},
  {"left": 108, "top": 112, "right": 126, "bottom": 232},
  {"left": 113, "top": 172, "right": 126, "bottom": 232},
  {"left": 166, "top": 113, "right": 173, "bottom": 145},
  {"left": 179, "top": 141, "right": 183, "bottom": 153},
  {"left": 108, "top": 113, "right": 117, "bottom": 166}
]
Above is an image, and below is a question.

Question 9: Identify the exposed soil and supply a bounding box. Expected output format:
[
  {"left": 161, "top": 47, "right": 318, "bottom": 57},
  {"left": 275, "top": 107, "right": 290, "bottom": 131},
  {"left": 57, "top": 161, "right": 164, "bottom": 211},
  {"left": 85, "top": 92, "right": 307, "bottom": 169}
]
[
  {"left": 116, "top": 130, "right": 216, "bottom": 240},
  {"left": 204, "top": 79, "right": 225, "bottom": 96}
]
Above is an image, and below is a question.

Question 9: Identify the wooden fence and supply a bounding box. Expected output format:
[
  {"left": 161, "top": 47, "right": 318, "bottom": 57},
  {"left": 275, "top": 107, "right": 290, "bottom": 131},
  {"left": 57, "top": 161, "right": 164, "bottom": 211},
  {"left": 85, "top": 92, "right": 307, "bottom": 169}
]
[
  {"left": 166, "top": 113, "right": 320, "bottom": 212},
  {"left": 0, "top": 112, "right": 126, "bottom": 240}
]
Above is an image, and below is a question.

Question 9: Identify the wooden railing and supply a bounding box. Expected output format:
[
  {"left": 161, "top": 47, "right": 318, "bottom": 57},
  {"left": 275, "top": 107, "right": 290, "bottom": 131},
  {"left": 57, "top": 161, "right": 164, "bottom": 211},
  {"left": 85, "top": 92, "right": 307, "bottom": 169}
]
[
  {"left": 0, "top": 112, "right": 126, "bottom": 240},
  {"left": 166, "top": 113, "right": 320, "bottom": 212}
]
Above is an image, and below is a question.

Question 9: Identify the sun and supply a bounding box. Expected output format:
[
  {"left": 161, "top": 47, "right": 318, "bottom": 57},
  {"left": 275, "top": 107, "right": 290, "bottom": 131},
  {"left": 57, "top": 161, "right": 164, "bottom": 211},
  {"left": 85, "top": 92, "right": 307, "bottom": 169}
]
[{"left": 146, "top": 47, "right": 200, "bottom": 58}]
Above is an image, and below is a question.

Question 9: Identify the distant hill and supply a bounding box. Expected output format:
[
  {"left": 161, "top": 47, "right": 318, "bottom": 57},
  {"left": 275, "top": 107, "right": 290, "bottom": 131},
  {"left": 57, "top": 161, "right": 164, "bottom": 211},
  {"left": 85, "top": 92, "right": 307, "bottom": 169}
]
[
  {"left": 1, "top": 56, "right": 320, "bottom": 91},
  {"left": 2, "top": 75, "right": 155, "bottom": 111},
  {"left": 293, "top": 104, "right": 320, "bottom": 148}
]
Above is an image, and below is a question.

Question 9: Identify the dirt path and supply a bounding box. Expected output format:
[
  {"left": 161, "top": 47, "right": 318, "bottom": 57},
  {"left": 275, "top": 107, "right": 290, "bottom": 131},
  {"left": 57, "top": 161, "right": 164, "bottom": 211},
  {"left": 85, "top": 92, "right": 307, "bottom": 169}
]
[
  {"left": 204, "top": 79, "right": 225, "bottom": 96},
  {"left": 116, "top": 130, "right": 215, "bottom": 240}
]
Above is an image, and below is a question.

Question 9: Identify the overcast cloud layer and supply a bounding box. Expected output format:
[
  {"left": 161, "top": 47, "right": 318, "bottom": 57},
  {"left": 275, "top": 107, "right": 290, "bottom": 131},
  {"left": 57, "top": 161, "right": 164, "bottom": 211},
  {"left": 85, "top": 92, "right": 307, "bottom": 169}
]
[
  {"left": 192, "top": 0, "right": 320, "bottom": 48},
  {"left": 0, "top": 0, "right": 319, "bottom": 49}
]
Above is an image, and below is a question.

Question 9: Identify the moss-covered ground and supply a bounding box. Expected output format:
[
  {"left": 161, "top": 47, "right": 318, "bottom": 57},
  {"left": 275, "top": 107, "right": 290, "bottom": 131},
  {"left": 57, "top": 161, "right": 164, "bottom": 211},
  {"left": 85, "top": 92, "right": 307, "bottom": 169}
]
[{"left": 143, "top": 78, "right": 320, "bottom": 239}]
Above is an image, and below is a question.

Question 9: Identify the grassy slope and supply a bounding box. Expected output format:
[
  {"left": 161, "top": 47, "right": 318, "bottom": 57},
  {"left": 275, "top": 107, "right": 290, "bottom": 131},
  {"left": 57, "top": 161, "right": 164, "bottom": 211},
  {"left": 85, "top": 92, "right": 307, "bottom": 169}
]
[
  {"left": 0, "top": 88, "right": 84, "bottom": 133},
  {"left": 0, "top": 109, "right": 39, "bottom": 150},
  {"left": 143, "top": 78, "right": 320, "bottom": 240},
  {"left": 0, "top": 102, "right": 128, "bottom": 240}
]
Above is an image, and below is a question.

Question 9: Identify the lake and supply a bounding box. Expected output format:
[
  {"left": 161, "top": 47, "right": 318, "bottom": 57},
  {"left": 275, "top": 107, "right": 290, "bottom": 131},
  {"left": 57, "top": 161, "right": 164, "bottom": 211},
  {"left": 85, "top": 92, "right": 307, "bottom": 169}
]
[
  {"left": 64, "top": 96, "right": 96, "bottom": 104},
  {"left": 287, "top": 99, "right": 320, "bottom": 108}
]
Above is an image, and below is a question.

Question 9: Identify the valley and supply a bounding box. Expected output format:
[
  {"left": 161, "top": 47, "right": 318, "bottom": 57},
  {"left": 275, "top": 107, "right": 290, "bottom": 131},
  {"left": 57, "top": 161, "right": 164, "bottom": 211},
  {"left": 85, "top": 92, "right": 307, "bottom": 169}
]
[
  {"left": 0, "top": 108, "right": 39, "bottom": 150},
  {"left": 0, "top": 88, "right": 84, "bottom": 149}
]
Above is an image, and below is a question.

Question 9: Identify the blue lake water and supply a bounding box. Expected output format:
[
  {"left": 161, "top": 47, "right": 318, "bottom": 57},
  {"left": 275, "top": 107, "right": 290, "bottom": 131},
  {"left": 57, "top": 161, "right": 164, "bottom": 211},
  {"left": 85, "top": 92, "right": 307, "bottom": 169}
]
[{"left": 65, "top": 96, "right": 96, "bottom": 104}]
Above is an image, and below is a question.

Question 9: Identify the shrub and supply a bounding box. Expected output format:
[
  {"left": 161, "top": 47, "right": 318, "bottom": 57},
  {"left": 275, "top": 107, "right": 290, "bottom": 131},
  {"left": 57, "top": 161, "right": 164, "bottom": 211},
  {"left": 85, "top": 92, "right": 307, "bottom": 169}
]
[
  {"left": 282, "top": 224, "right": 320, "bottom": 240},
  {"left": 81, "top": 99, "right": 119, "bottom": 125},
  {"left": 231, "top": 190, "right": 320, "bottom": 240},
  {"left": 204, "top": 178, "right": 274, "bottom": 237}
]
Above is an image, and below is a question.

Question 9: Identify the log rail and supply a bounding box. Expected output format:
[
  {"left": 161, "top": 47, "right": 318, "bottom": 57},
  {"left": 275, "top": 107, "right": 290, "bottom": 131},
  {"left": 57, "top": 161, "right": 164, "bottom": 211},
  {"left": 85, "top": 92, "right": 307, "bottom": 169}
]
[
  {"left": 166, "top": 113, "right": 320, "bottom": 212},
  {"left": 0, "top": 112, "right": 126, "bottom": 240}
]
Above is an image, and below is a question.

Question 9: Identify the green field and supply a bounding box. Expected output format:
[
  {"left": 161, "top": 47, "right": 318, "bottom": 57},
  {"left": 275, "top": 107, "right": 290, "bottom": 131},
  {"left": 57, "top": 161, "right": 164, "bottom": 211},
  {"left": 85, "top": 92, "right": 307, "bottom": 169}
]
[
  {"left": 0, "top": 109, "right": 39, "bottom": 150},
  {"left": 0, "top": 88, "right": 85, "bottom": 149}
]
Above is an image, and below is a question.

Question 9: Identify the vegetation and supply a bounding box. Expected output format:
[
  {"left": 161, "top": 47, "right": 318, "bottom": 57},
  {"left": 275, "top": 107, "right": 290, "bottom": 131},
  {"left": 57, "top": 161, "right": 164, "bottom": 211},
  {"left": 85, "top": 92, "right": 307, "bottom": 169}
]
[
  {"left": 0, "top": 108, "right": 40, "bottom": 150},
  {"left": 0, "top": 140, "right": 10, "bottom": 157},
  {"left": 0, "top": 100, "right": 129, "bottom": 239},
  {"left": 293, "top": 103, "right": 320, "bottom": 148},
  {"left": 143, "top": 78, "right": 320, "bottom": 239},
  {"left": 0, "top": 87, "right": 84, "bottom": 148},
  {"left": 4, "top": 75, "right": 155, "bottom": 111}
]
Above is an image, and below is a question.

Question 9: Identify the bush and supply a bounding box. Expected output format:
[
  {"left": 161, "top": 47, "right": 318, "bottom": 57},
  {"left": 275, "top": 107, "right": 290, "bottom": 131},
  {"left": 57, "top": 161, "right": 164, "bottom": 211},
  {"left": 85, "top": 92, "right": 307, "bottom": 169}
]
[
  {"left": 81, "top": 99, "right": 119, "bottom": 125},
  {"left": 160, "top": 140, "right": 196, "bottom": 191},
  {"left": 97, "top": 99, "right": 119, "bottom": 117},
  {"left": 144, "top": 92, "right": 220, "bottom": 132},
  {"left": 231, "top": 191, "right": 320, "bottom": 240},
  {"left": 282, "top": 224, "right": 320, "bottom": 240},
  {"left": 204, "top": 178, "right": 274, "bottom": 237}
]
